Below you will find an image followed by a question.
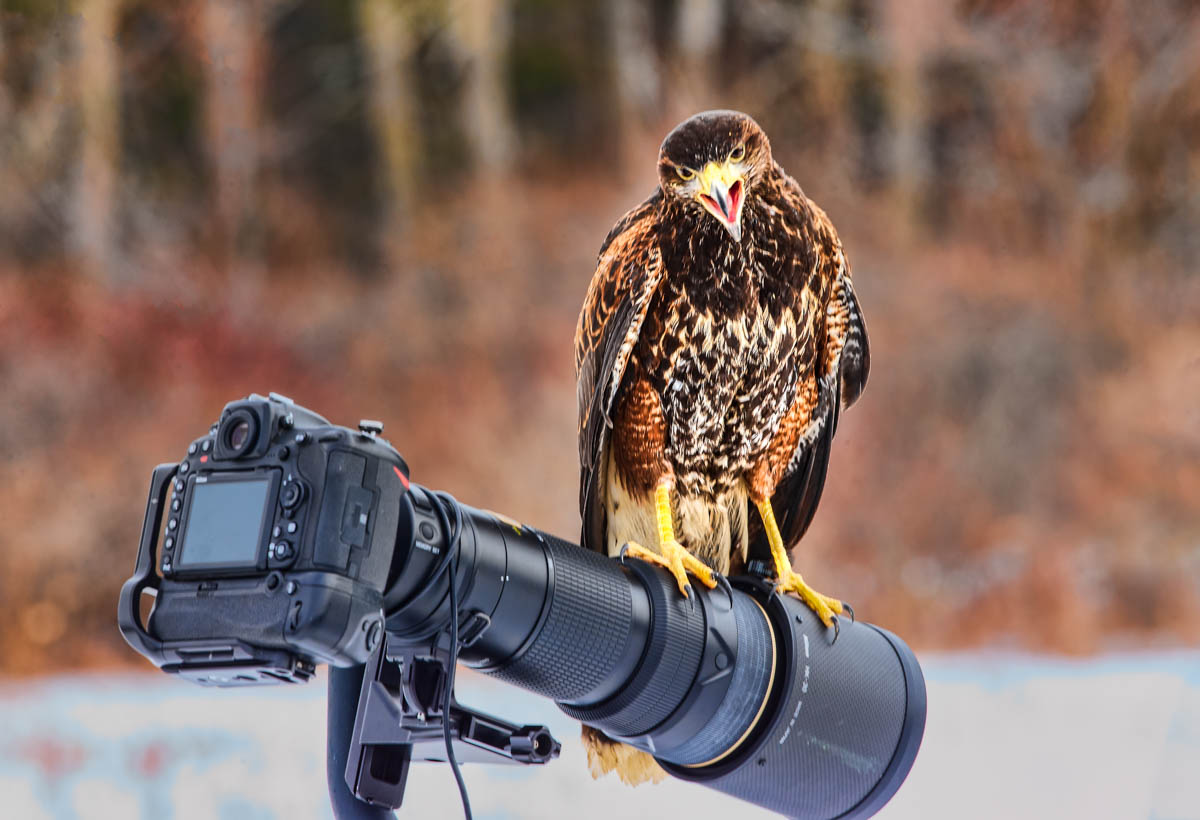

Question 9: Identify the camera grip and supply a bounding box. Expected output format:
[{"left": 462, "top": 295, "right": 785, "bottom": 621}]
[{"left": 118, "top": 463, "right": 177, "bottom": 663}]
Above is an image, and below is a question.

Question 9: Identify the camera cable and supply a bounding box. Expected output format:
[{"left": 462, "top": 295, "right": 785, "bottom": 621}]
[{"left": 430, "top": 491, "right": 473, "bottom": 820}]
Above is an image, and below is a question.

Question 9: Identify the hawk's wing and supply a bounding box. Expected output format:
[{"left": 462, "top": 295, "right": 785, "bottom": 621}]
[
  {"left": 771, "top": 272, "right": 870, "bottom": 551},
  {"left": 756, "top": 196, "right": 871, "bottom": 555},
  {"left": 575, "top": 191, "right": 664, "bottom": 553}
]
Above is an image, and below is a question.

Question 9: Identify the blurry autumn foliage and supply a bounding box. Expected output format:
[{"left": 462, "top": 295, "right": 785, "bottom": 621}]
[{"left": 0, "top": 0, "right": 1197, "bottom": 675}]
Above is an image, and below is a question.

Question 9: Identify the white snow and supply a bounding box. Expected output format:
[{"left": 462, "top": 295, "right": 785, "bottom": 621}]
[{"left": 1, "top": 652, "right": 1198, "bottom": 819}]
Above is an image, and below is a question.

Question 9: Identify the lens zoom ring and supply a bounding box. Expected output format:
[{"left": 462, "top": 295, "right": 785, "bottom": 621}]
[
  {"left": 487, "top": 535, "right": 633, "bottom": 702},
  {"left": 560, "top": 561, "right": 706, "bottom": 738}
]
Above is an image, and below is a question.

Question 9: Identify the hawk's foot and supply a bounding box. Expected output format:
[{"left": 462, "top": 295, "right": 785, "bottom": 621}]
[
  {"left": 621, "top": 539, "right": 717, "bottom": 598},
  {"left": 775, "top": 569, "right": 845, "bottom": 630},
  {"left": 753, "top": 496, "right": 848, "bottom": 633}
]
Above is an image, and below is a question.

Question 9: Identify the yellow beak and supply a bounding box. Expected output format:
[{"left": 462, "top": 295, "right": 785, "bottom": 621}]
[{"left": 695, "top": 161, "right": 745, "bottom": 242}]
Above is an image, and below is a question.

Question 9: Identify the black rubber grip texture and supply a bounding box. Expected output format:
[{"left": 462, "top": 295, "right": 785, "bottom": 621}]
[
  {"left": 560, "top": 560, "right": 706, "bottom": 738},
  {"left": 487, "top": 535, "right": 634, "bottom": 703}
]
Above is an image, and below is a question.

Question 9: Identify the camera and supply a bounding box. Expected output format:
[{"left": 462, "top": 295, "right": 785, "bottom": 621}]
[
  {"left": 120, "top": 393, "right": 407, "bottom": 682},
  {"left": 120, "top": 393, "right": 926, "bottom": 819}
]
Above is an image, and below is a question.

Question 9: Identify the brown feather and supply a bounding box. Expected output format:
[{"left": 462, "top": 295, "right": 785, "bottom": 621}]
[
  {"left": 581, "top": 726, "right": 666, "bottom": 786},
  {"left": 612, "top": 377, "right": 670, "bottom": 495}
]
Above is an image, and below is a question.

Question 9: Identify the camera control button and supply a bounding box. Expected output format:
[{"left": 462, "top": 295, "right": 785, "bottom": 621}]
[
  {"left": 201, "top": 439, "right": 211, "bottom": 453},
  {"left": 280, "top": 480, "right": 305, "bottom": 509},
  {"left": 286, "top": 521, "right": 298, "bottom": 535},
  {"left": 164, "top": 536, "right": 174, "bottom": 550},
  {"left": 272, "top": 525, "right": 281, "bottom": 538},
  {"left": 167, "top": 518, "right": 178, "bottom": 531},
  {"left": 275, "top": 541, "right": 292, "bottom": 559},
  {"left": 171, "top": 498, "right": 181, "bottom": 512},
  {"left": 179, "top": 462, "right": 189, "bottom": 474},
  {"left": 365, "top": 620, "right": 382, "bottom": 652},
  {"left": 419, "top": 521, "right": 437, "bottom": 541},
  {"left": 174, "top": 478, "right": 184, "bottom": 493},
  {"left": 188, "top": 443, "right": 197, "bottom": 455}
]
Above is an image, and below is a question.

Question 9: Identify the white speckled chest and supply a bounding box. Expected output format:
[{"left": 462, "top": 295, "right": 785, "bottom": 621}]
[{"left": 638, "top": 228, "right": 808, "bottom": 496}]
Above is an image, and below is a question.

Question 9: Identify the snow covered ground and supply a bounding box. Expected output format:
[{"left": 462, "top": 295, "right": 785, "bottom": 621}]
[{"left": 2, "top": 652, "right": 1199, "bottom": 820}]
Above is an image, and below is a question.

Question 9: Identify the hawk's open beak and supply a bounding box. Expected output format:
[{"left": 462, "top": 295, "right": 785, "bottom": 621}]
[{"left": 696, "top": 161, "right": 744, "bottom": 242}]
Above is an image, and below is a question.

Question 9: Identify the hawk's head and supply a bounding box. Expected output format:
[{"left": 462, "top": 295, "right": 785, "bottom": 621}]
[{"left": 657, "top": 110, "right": 772, "bottom": 243}]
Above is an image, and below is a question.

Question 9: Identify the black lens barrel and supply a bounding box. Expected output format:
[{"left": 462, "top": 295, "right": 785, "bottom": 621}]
[
  {"left": 382, "top": 486, "right": 926, "bottom": 819},
  {"left": 661, "top": 592, "right": 927, "bottom": 819}
]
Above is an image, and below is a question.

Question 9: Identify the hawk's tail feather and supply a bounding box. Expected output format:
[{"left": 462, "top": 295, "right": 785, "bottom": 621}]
[{"left": 581, "top": 726, "right": 667, "bottom": 786}]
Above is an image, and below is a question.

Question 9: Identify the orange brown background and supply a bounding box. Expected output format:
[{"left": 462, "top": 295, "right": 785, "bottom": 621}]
[{"left": 1, "top": 0, "right": 1197, "bottom": 676}]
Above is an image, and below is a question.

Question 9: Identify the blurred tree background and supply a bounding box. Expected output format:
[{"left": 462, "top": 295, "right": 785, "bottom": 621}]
[{"left": 0, "top": 0, "right": 1197, "bottom": 675}]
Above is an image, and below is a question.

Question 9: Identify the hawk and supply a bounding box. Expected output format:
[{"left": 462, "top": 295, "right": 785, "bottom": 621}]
[{"left": 574, "top": 110, "right": 870, "bottom": 783}]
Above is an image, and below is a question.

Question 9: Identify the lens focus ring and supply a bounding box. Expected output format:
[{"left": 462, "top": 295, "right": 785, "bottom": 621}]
[{"left": 559, "top": 559, "right": 706, "bottom": 738}]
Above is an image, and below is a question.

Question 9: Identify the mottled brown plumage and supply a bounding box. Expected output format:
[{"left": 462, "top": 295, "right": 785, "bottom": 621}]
[{"left": 574, "top": 110, "right": 870, "bottom": 783}]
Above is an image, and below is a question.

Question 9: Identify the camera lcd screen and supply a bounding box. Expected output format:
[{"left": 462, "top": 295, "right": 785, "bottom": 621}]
[{"left": 177, "top": 477, "right": 272, "bottom": 569}]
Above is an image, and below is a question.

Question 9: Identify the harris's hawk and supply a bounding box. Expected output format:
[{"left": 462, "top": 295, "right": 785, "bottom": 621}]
[{"left": 574, "top": 110, "right": 870, "bottom": 784}]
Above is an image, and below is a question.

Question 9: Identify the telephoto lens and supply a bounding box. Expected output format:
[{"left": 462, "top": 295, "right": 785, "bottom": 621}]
[{"left": 379, "top": 485, "right": 925, "bottom": 820}]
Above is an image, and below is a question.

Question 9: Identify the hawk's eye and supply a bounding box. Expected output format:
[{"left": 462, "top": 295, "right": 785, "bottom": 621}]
[
  {"left": 729, "top": 144, "right": 746, "bottom": 163},
  {"left": 676, "top": 166, "right": 695, "bottom": 181}
]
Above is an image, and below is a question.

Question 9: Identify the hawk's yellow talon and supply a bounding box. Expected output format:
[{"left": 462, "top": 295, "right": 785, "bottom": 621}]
[
  {"left": 774, "top": 570, "right": 844, "bottom": 628},
  {"left": 619, "top": 480, "right": 718, "bottom": 599},
  {"left": 755, "top": 497, "right": 847, "bottom": 630},
  {"left": 622, "top": 540, "right": 717, "bottom": 598}
]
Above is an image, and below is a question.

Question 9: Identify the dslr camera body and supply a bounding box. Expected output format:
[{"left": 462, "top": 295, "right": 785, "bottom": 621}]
[{"left": 121, "top": 393, "right": 406, "bottom": 684}]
